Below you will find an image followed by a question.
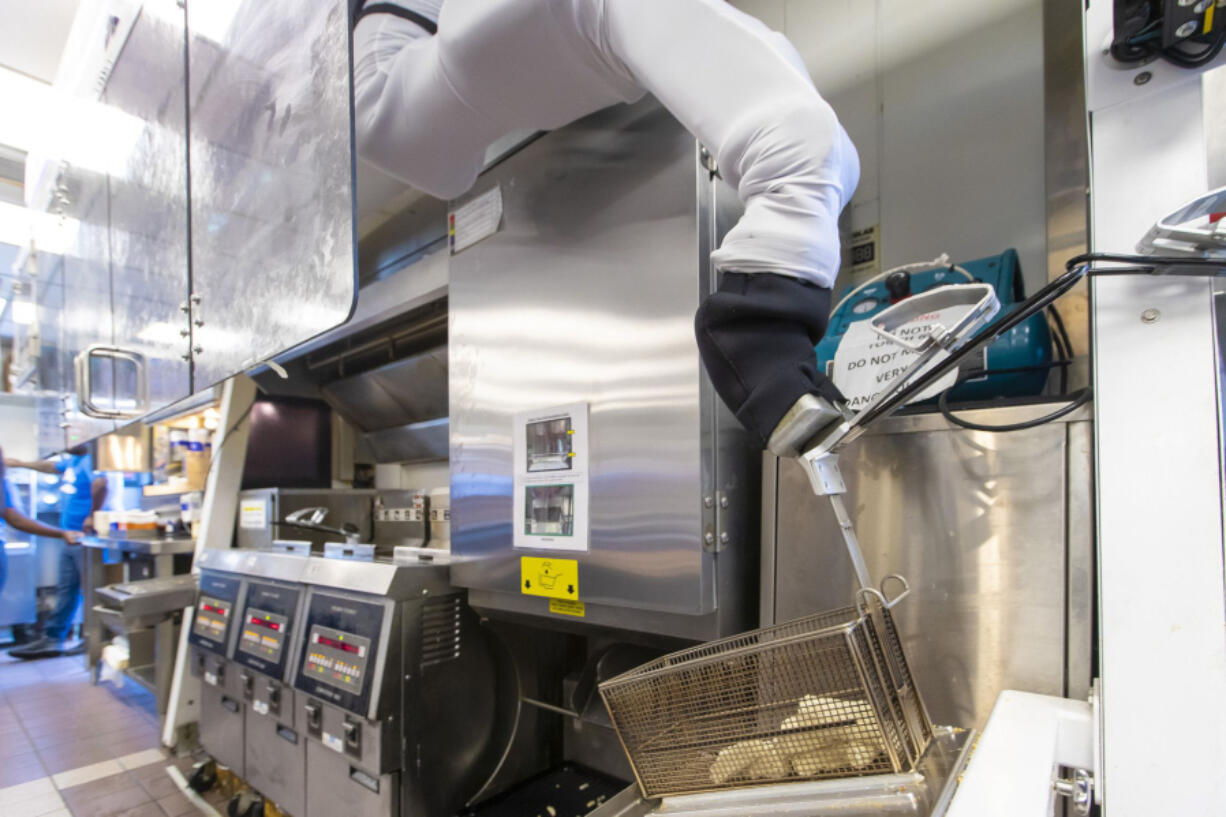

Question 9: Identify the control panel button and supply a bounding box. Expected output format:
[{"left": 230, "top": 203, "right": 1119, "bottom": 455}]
[
  {"left": 305, "top": 700, "right": 322, "bottom": 734},
  {"left": 343, "top": 719, "right": 361, "bottom": 755}
]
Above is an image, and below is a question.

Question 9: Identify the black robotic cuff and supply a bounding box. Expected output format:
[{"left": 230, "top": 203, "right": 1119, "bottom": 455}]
[{"left": 694, "top": 272, "right": 843, "bottom": 449}]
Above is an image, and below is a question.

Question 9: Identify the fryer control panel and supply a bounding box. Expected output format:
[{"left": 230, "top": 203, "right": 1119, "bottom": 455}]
[{"left": 189, "top": 572, "right": 243, "bottom": 656}]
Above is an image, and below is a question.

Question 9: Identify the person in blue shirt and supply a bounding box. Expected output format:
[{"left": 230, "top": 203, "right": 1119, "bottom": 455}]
[
  {"left": 0, "top": 447, "right": 84, "bottom": 635},
  {"left": 5, "top": 444, "right": 105, "bottom": 659}
]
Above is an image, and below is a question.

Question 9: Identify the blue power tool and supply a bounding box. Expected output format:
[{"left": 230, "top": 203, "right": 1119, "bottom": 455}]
[{"left": 817, "top": 249, "right": 1054, "bottom": 403}]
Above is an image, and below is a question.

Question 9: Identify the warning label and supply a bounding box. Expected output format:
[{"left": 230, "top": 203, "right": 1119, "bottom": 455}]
[
  {"left": 548, "top": 599, "right": 586, "bottom": 617},
  {"left": 831, "top": 306, "right": 971, "bottom": 409},
  {"left": 520, "top": 556, "right": 580, "bottom": 601}
]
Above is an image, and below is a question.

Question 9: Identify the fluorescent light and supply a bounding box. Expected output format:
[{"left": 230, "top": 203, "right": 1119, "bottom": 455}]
[
  {"left": 188, "top": 0, "right": 245, "bottom": 44},
  {"left": 138, "top": 321, "right": 187, "bottom": 345},
  {"left": 0, "top": 64, "right": 146, "bottom": 186},
  {"left": 0, "top": 201, "right": 75, "bottom": 255},
  {"left": 12, "top": 300, "right": 36, "bottom": 326}
]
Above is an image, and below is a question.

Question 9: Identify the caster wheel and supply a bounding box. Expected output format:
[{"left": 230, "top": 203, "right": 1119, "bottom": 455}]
[
  {"left": 187, "top": 760, "right": 217, "bottom": 794},
  {"left": 227, "top": 791, "right": 265, "bottom": 817},
  {"left": 244, "top": 796, "right": 266, "bottom": 817}
]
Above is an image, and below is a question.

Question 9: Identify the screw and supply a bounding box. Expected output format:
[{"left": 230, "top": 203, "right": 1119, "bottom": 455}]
[
  {"left": 1141, "top": 308, "right": 1160, "bottom": 324},
  {"left": 1134, "top": 71, "right": 1152, "bottom": 86},
  {"left": 179, "top": 329, "right": 190, "bottom": 338},
  {"left": 719, "top": 495, "right": 729, "bottom": 509},
  {"left": 703, "top": 531, "right": 715, "bottom": 546},
  {"left": 193, "top": 345, "right": 203, "bottom": 354},
  {"left": 703, "top": 495, "right": 713, "bottom": 508},
  {"left": 719, "top": 531, "right": 730, "bottom": 545},
  {"left": 179, "top": 302, "right": 189, "bottom": 314}
]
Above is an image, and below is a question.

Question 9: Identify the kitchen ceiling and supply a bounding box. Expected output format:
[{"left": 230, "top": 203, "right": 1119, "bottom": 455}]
[{"left": 0, "top": 0, "right": 81, "bottom": 83}]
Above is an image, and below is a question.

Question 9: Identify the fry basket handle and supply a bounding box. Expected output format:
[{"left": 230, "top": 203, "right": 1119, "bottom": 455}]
[{"left": 856, "top": 575, "right": 911, "bottom": 616}]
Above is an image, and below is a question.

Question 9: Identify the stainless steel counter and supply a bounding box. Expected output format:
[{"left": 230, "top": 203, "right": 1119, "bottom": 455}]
[
  {"left": 588, "top": 727, "right": 974, "bottom": 817},
  {"left": 82, "top": 535, "right": 195, "bottom": 730},
  {"left": 83, "top": 536, "right": 197, "bottom": 556},
  {"left": 762, "top": 401, "right": 1093, "bottom": 733}
]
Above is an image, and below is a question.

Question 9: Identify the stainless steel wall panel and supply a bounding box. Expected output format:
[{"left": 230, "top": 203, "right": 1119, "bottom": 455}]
[
  {"left": 235, "top": 488, "right": 376, "bottom": 552},
  {"left": 186, "top": 0, "right": 357, "bottom": 388},
  {"left": 763, "top": 405, "right": 1093, "bottom": 731},
  {"left": 449, "top": 101, "right": 757, "bottom": 640}
]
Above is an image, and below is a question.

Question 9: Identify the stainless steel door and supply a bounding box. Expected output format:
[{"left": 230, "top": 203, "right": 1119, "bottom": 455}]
[
  {"left": 105, "top": 3, "right": 193, "bottom": 417},
  {"left": 15, "top": 1, "right": 193, "bottom": 437},
  {"left": 58, "top": 167, "right": 120, "bottom": 442},
  {"left": 185, "top": 0, "right": 357, "bottom": 389}
]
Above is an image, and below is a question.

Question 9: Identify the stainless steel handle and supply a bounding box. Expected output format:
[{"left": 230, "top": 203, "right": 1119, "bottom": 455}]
[
  {"left": 73, "top": 344, "right": 150, "bottom": 420},
  {"left": 854, "top": 578, "right": 911, "bottom": 617},
  {"left": 868, "top": 283, "right": 1000, "bottom": 353},
  {"left": 1138, "top": 186, "right": 1226, "bottom": 256}
]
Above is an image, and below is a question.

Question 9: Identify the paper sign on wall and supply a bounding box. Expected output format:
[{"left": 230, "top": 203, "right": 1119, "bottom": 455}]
[
  {"left": 449, "top": 185, "right": 503, "bottom": 254},
  {"left": 239, "top": 498, "right": 268, "bottom": 530},
  {"left": 831, "top": 304, "right": 975, "bottom": 410},
  {"left": 512, "top": 402, "right": 590, "bottom": 552}
]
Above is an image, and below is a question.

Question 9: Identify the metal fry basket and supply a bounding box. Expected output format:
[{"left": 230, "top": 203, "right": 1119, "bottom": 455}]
[{"left": 599, "top": 579, "right": 933, "bottom": 799}]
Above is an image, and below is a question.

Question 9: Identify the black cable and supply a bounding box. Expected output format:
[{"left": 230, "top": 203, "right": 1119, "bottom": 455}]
[
  {"left": 1067, "top": 252, "right": 1226, "bottom": 273},
  {"left": 855, "top": 253, "right": 1224, "bottom": 433},
  {"left": 1161, "top": 28, "right": 1226, "bottom": 69},
  {"left": 1048, "top": 301, "right": 1074, "bottom": 358},
  {"left": 1047, "top": 303, "right": 1073, "bottom": 393},
  {"left": 856, "top": 263, "right": 1090, "bottom": 430},
  {"left": 938, "top": 387, "right": 1093, "bottom": 433}
]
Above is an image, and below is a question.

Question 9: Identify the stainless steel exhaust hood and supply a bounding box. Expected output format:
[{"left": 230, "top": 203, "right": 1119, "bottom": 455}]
[{"left": 319, "top": 347, "right": 449, "bottom": 463}]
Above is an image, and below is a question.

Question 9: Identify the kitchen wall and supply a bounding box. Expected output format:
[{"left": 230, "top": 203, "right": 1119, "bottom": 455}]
[{"left": 731, "top": 0, "right": 1047, "bottom": 296}]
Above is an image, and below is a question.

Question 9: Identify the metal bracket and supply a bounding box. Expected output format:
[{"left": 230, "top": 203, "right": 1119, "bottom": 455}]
[
  {"left": 698, "top": 144, "right": 720, "bottom": 178},
  {"left": 1052, "top": 768, "right": 1094, "bottom": 816},
  {"left": 712, "top": 489, "right": 732, "bottom": 553}
]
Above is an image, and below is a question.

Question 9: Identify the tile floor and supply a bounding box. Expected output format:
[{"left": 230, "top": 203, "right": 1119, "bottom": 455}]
[{"left": 0, "top": 650, "right": 225, "bottom": 816}]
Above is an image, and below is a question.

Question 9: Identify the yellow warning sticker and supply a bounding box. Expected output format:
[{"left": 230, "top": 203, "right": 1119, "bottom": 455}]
[
  {"left": 549, "top": 599, "right": 586, "bottom": 617},
  {"left": 520, "top": 556, "right": 580, "bottom": 601}
]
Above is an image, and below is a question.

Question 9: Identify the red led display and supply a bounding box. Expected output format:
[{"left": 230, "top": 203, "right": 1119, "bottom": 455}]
[
  {"left": 201, "top": 603, "right": 228, "bottom": 616},
  {"left": 248, "top": 616, "right": 282, "bottom": 631},
  {"left": 317, "top": 635, "right": 360, "bottom": 654}
]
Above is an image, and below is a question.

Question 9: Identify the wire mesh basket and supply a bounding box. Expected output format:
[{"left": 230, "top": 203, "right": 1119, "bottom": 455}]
[{"left": 599, "top": 579, "right": 933, "bottom": 799}]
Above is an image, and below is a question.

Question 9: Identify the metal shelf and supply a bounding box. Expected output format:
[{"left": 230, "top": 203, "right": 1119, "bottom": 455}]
[
  {"left": 143, "top": 483, "right": 203, "bottom": 497},
  {"left": 125, "top": 664, "right": 157, "bottom": 694},
  {"left": 83, "top": 536, "right": 196, "bottom": 556}
]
